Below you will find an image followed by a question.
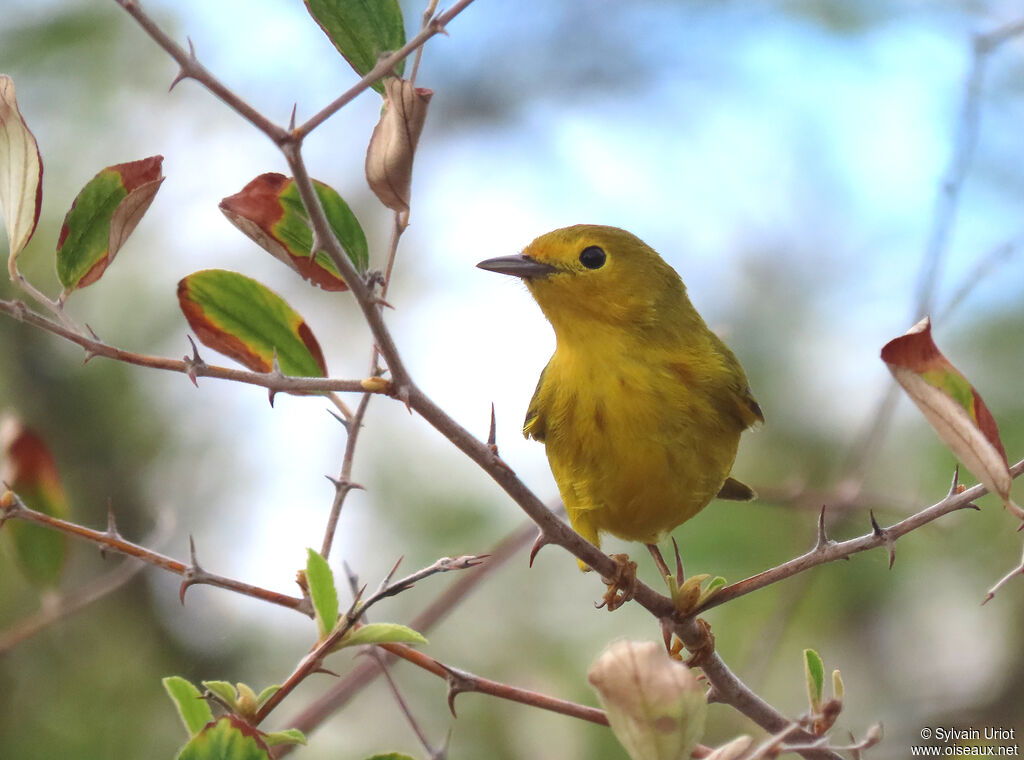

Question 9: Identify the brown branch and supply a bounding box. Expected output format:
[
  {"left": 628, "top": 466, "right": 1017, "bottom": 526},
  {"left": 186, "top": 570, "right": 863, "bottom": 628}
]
[
  {"left": 294, "top": 0, "right": 479, "bottom": 138},
  {"left": 700, "top": 460, "right": 1024, "bottom": 612},
  {"left": 0, "top": 491, "right": 309, "bottom": 615},
  {"left": 378, "top": 641, "right": 608, "bottom": 725},
  {"left": 283, "top": 520, "right": 538, "bottom": 738},
  {"left": 0, "top": 298, "right": 378, "bottom": 397},
  {"left": 113, "top": 0, "right": 290, "bottom": 145},
  {"left": 254, "top": 555, "right": 485, "bottom": 725}
]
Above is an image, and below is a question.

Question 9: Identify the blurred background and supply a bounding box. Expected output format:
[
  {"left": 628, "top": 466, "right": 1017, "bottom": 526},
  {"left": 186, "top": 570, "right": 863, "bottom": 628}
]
[{"left": 2, "top": 0, "right": 1024, "bottom": 758}]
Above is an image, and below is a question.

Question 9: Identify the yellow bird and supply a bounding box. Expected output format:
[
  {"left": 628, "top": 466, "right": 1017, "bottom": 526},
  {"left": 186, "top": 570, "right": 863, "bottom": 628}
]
[{"left": 478, "top": 225, "right": 762, "bottom": 603}]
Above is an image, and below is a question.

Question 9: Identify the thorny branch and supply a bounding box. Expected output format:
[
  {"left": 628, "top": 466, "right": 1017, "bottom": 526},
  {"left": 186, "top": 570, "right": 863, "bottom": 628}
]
[
  {"left": 0, "top": 4, "right": 1019, "bottom": 759},
  {"left": 0, "top": 491, "right": 310, "bottom": 615},
  {"left": 700, "top": 460, "right": 1024, "bottom": 613}
]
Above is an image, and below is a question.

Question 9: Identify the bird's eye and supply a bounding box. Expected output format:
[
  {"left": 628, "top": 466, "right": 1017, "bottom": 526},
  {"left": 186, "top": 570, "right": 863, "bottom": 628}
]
[{"left": 579, "top": 245, "right": 606, "bottom": 270}]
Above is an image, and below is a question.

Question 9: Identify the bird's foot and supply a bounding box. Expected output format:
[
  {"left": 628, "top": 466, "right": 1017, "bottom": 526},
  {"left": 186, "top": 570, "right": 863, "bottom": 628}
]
[{"left": 596, "top": 553, "right": 637, "bottom": 611}]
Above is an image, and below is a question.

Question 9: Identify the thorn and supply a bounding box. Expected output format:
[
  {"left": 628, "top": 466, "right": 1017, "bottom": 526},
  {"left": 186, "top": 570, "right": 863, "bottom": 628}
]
[
  {"left": 170, "top": 37, "right": 197, "bottom": 91},
  {"left": 311, "top": 667, "right": 340, "bottom": 678},
  {"left": 948, "top": 465, "right": 960, "bottom": 497},
  {"left": 381, "top": 555, "right": 405, "bottom": 590},
  {"left": 671, "top": 536, "right": 685, "bottom": 584},
  {"left": 487, "top": 403, "right": 497, "bottom": 451},
  {"left": 327, "top": 408, "right": 351, "bottom": 432},
  {"left": 528, "top": 531, "right": 551, "bottom": 567},
  {"left": 179, "top": 535, "right": 205, "bottom": 604},
  {"left": 661, "top": 620, "right": 673, "bottom": 654},
  {"left": 289, "top": 103, "right": 298, "bottom": 131},
  {"left": 324, "top": 475, "right": 365, "bottom": 494},
  {"left": 439, "top": 663, "right": 473, "bottom": 718},
  {"left": 373, "top": 295, "right": 396, "bottom": 310},
  {"left": 183, "top": 335, "right": 205, "bottom": 387},
  {"left": 870, "top": 510, "right": 896, "bottom": 569},
  {"left": 814, "top": 505, "right": 831, "bottom": 551},
  {"left": 268, "top": 387, "right": 277, "bottom": 407}
]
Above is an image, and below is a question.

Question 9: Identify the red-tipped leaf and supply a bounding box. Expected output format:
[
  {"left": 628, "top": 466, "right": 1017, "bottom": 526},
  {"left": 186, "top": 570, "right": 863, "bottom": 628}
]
[
  {"left": 220, "top": 173, "right": 367, "bottom": 291},
  {"left": 177, "top": 269, "right": 327, "bottom": 381},
  {"left": 56, "top": 155, "right": 164, "bottom": 292},
  {"left": 882, "top": 317, "right": 1021, "bottom": 519}
]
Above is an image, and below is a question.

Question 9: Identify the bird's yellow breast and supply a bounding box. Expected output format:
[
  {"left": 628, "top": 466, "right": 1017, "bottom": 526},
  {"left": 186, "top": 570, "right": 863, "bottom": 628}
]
[{"left": 526, "top": 332, "right": 745, "bottom": 545}]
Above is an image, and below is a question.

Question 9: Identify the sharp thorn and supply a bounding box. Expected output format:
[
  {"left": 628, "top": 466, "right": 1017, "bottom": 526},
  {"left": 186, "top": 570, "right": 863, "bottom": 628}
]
[
  {"left": 383, "top": 555, "right": 404, "bottom": 587},
  {"left": 289, "top": 103, "right": 298, "bottom": 131},
  {"left": 671, "top": 536, "right": 684, "bottom": 584},
  {"left": 661, "top": 620, "right": 673, "bottom": 654},
  {"left": 268, "top": 387, "right": 277, "bottom": 407},
  {"left": 870, "top": 511, "right": 896, "bottom": 569},
  {"left": 169, "top": 69, "right": 188, "bottom": 92},
  {"left": 815, "top": 505, "right": 830, "bottom": 551},
  {"left": 487, "top": 403, "right": 497, "bottom": 448},
  {"left": 86, "top": 323, "right": 101, "bottom": 340},
  {"left": 327, "top": 408, "right": 351, "bottom": 431},
  {"left": 312, "top": 667, "right": 340, "bottom": 678},
  {"left": 869, "top": 510, "right": 883, "bottom": 536},
  {"left": 528, "top": 531, "right": 550, "bottom": 567},
  {"left": 948, "top": 465, "right": 961, "bottom": 496}
]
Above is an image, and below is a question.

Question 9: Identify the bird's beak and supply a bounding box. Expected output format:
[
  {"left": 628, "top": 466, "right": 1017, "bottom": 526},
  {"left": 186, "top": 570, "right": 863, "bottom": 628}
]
[{"left": 476, "top": 254, "right": 558, "bottom": 279}]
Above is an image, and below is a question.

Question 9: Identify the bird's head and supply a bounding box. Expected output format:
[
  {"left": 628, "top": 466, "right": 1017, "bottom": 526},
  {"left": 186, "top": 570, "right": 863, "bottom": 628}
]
[{"left": 477, "top": 224, "right": 688, "bottom": 339}]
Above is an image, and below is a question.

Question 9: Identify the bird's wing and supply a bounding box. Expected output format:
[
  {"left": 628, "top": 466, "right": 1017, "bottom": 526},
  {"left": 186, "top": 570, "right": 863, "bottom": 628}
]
[
  {"left": 522, "top": 363, "right": 549, "bottom": 442},
  {"left": 733, "top": 384, "right": 764, "bottom": 429}
]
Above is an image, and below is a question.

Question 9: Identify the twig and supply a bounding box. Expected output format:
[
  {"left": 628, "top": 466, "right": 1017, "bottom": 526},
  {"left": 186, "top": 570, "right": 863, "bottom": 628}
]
[
  {"left": 113, "top": 0, "right": 290, "bottom": 144},
  {"left": 284, "top": 520, "right": 538, "bottom": 739},
  {"left": 295, "top": 0, "right": 478, "bottom": 138},
  {"left": 319, "top": 391, "right": 371, "bottom": 559},
  {"left": 700, "top": 460, "right": 1024, "bottom": 612},
  {"left": 0, "top": 298, "right": 378, "bottom": 396},
  {"left": 0, "top": 491, "right": 309, "bottom": 615},
  {"left": 937, "top": 233, "right": 1024, "bottom": 320},
  {"left": 253, "top": 554, "right": 485, "bottom": 725},
  {"left": 370, "top": 648, "right": 440, "bottom": 758},
  {"left": 0, "top": 511, "right": 173, "bottom": 652}
]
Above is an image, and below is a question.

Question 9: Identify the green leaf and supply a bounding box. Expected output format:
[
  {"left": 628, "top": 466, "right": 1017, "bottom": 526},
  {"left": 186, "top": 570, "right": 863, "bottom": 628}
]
[
  {"left": 0, "top": 75, "right": 44, "bottom": 263},
  {"left": 1, "top": 416, "right": 68, "bottom": 586},
  {"left": 306, "top": 548, "right": 339, "bottom": 641},
  {"left": 696, "top": 576, "right": 727, "bottom": 609},
  {"left": 177, "top": 269, "right": 328, "bottom": 379},
  {"left": 202, "top": 681, "right": 239, "bottom": 711},
  {"left": 804, "top": 649, "right": 824, "bottom": 713},
  {"left": 177, "top": 716, "right": 269, "bottom": 760},
  {"left": 304, "top": 0, "right": 406, "bottom": 93},
  {"left": 337, "top": 622, "right": 427, "bottom": 651},
  {"left": 262, "top": 729, "right": 307, "bottom": 748},
  {"left": 163, "top": 676, "right": 214, "bottom": 738},
  {"left": 55, "top": 155, "right": 163, "bottom": 292},
  {"left": 219, "top": 173, "right": 368, "bottom": 291}
]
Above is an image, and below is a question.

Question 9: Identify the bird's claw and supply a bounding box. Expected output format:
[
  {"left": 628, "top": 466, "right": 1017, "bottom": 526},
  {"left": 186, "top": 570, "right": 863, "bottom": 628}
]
[{"left": 596, "top": 553, "right": 637, "bottom": 611}]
